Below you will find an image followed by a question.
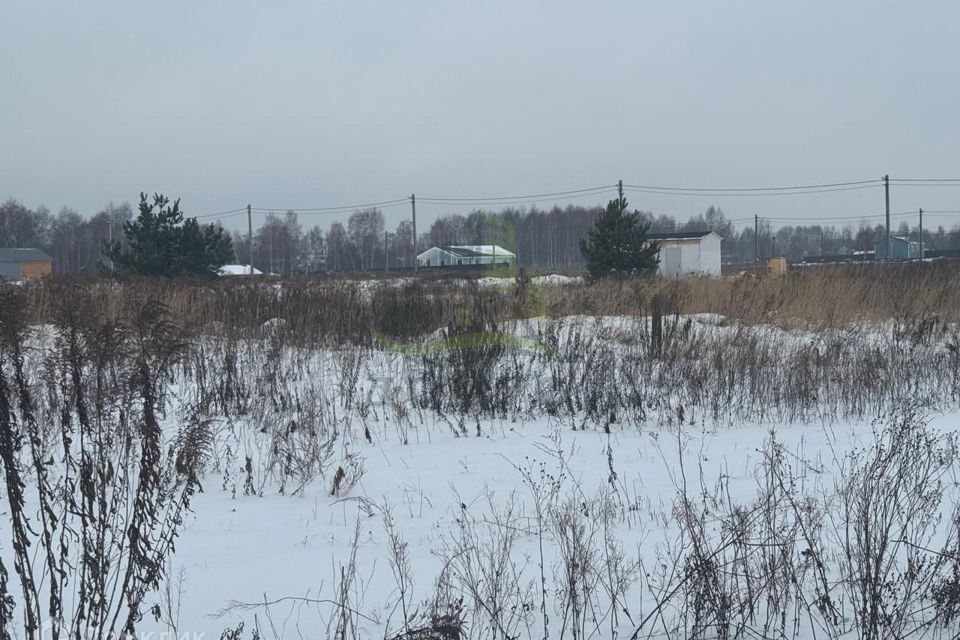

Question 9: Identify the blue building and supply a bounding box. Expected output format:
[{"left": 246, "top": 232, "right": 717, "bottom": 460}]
[{"left": 874, "top": 236, "right": 921, "bottom": 260}]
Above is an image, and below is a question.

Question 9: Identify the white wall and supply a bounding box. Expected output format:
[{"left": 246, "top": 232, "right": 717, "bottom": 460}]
[
  {"left": 656, "top": 234, "right": 721, "bottom": 277},
  {"left": 417, "top": 247, "right": 452, "bottom": 267},
  {"left": 697, "top": 234, "right": 722, "bottom": 276},
  {"left": 679, "top": 241, "right": 701, "bottom": 275}
]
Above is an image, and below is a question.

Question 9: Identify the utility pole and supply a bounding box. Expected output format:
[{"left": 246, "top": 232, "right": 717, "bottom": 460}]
[
  {"left": 883, "top": 174, "right": 891, "bottom": 262},
  {"left": 411, "top": 194, "right": 418, "bottom": 274},
  {"left": 384, "top": 230, "right": 389, "bottom": 272},
  {"left": 919, "top": 208, "right": 924, "bottom": 262},
  {"left": 754, "top": 214, "right": 759, "bottom": 263},
  {"left": 247, "top": 204, "right": 253, "bottom": 275},
  {"left": 108, "top": 209, "right": 115, "bottom": 274}
]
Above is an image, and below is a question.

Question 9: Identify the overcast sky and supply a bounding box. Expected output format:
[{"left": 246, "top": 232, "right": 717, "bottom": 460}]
[{"left": 3, "top": 0, "right": 959, "bottom": 232}]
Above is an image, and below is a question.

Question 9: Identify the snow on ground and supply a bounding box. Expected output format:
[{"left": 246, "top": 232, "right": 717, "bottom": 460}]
[
  {"left": 477, "top": 274, "right": 582, "bottom": 288},
  {"left": 5, "top": 314, "right": 960, "bottom": 638},
  {"left": 153, "top": 409, "right": 960, "bottom": 638},
  {"left": 346, "top": 272, "right": 581, "bottom": 294}
]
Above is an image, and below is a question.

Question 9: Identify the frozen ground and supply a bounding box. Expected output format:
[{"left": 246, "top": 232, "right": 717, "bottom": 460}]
[
  {"left": 3, "top": 313, "right": 960, "bottom": 639},
  {"left": 159, "top": 410, "right": 959, "bottom": 639}
]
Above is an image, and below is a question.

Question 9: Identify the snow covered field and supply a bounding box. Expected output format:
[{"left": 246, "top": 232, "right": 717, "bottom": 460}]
[
  {"left": 2, "top": 302, "right": 960, "bottom": 639},
  {"left": 172, "top": 412, "right": 960, "bottom": 639}
]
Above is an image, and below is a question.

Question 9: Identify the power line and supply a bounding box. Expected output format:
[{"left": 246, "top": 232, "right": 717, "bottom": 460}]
[
  {"left": 194, "top": 208, "right": 247, "bottom": 220},
  {"left": 623, "top": 178, "right": 881, "bottom": 193},
  {"left": 418, "top": 193, "right": 618, "bottom": 208},
  {"left": 252, "top": 198, "right": 410, "bottom": 214},
  {"left": 889, "top": 182, "right": 960, "bottom": 187},
  {"left": 757, "top": 211, "right": 920, "bottom": 224},
  {"left": 185, "top": 175, "right": 960, "bottom": 224},
  {"left": 624, "top": 184, "right": 880, "bottom": 197},
  {"left": 418, "top": 184, "right": 617, "bottom": 204}
]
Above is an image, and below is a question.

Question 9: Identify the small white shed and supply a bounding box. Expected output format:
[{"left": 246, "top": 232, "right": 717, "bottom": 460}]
[
  {"left": 217, "top": 264, "right": 264, "bottom": 276},
  {"left": 417, "top": 245, "right": 515, "bottom": 268},
  {"left": 647, "top": 231, "right": 722, "bottom": 277}
]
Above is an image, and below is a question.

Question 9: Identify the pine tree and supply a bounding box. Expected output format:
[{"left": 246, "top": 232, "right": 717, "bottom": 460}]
[
  {"left": 104, "top": 193, "right": 233, "bottom": 277},
  {"left": 580, "top": 181, "right": 659, "bottom": 277}
]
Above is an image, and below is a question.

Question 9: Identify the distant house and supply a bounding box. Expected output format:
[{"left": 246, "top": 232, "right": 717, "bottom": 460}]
[
  {"left": 417, "top": 245, "right": 515, "bottom": 268},
  {"left": 0, "top": 248, "right": 53, "bottom": 281},
  {"left": 646, "top": 231, "right": 722, "bottom": 277},
  {"left": 874, "top": 236, "right": 921, "bottom": 260},
  {"left": 218, "top": 264, "right": 264, "bottom": 277}
]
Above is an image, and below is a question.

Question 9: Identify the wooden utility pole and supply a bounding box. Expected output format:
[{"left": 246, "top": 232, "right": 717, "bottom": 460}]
[
  {"left": 754, "top": 214, "right": 759, "bottom": 263},
  {"left": 884, "top": 175, "right": 891, "bottom": 261},
  {"left": 384, "top": 230, "right": 389, "bottom": 272},
  {"left": 247, "top": 204, "right": 253, "bottom": 275},
  {"left": 919, "top": 208, "right": 924, "bottom": 261},
  {"left": 108, "top": 209, "right": 115, "bottom": 273},
  {"left": 411, "top": 194, "right": 418, "bottom": 273}
]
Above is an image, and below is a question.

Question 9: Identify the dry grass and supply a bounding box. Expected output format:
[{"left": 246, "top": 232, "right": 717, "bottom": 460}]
[
  {"left": 548, "top": 261, "right": 960, "bottom": 326},
  {"left": 15, "top": 261, "right": 960, "bottom": 339}
]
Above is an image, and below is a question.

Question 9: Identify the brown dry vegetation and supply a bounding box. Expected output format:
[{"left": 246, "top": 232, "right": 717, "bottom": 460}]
[
  {"left": 11, "top": 261, "right": 960, "bottom": 340},
  {"left": 549, "top": 261, "right": 960, "bottom": 326}
]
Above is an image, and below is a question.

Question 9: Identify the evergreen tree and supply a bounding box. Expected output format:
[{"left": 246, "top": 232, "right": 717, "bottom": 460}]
[
  {"left": 580, "top": 181, "right": 659, "bottom": 277},
  {"left": 104, "top": 193, "right": 233, "bottom": 277}
]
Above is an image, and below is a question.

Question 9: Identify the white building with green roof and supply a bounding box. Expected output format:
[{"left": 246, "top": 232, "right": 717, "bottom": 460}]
[{"left": 417, "top": 245, "right": 515, "bottom": 268}]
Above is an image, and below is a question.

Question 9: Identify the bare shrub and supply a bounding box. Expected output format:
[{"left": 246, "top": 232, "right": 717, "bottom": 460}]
[
  {"left": 0, "top": 287, "right": 210, "bottom": 639},
  {"left": 829, "top": 408, "right": 960, "bottom": 639},
  {"left": 382, "top": 501, "right": 415, "bottom": 636},
  {"left": 438, "top": 491, "right": 535, "bottom": 640},
  {"left": 551, "top": 496, "right": 606, "bottom": 639},
  {"left": 390, "top": 576, "right": 465, "bottom": 640},
  {"left": 634, "top": 409, "right": 960, "bottom": 640}
]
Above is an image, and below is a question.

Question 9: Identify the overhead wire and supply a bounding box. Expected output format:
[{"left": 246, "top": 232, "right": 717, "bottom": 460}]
[
  {"left": 624, "top": 184, "right": 880, "bottom": 197},
  {"left": 194, "top": 208, "right": 247, "bottom": 220},
  {"left": 890, "top": 183, "right": 960, "bottom": 187},
  {"left": 252, "top": 198, "right": 410, "bottom": 214},
  {"left": 184, "top": 176, "right": 960, "bottom": 227},
  {"left": 624, "top": 178, "right": 881, "bottom": 193},
  {"left": 759, "top": 210, "right": 919, "bottom": 223},
  {"left": 418, "top": 184, "right": 617, "bottom": 203},
  {"left": 417, "top": 193, "right": 619, "bottom": 208}
]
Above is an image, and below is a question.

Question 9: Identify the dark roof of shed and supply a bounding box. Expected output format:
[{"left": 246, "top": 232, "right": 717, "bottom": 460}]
[
  {"left": 0, "top": 248, "right": 52, "bottom": 262},
  {"left": 646, "top": 230, "right": 716, "bottom": 240}
]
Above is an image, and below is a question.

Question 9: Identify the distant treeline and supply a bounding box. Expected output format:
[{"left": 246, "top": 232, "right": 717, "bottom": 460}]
[{"left": 2, "top": 198, "right": 959, "bottom": 275}]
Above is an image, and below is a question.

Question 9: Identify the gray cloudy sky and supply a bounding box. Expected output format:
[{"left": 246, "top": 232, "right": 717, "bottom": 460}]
[{"left": 3, "top": 0, "right": 959, "bottom": 232}]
